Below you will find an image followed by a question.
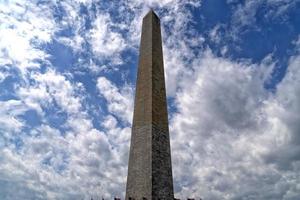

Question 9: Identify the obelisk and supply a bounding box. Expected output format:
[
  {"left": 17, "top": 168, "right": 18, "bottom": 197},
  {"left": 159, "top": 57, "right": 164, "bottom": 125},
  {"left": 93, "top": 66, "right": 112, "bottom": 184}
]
[{"left": 125, "top": 10, "right": 174, "bottom": 200}]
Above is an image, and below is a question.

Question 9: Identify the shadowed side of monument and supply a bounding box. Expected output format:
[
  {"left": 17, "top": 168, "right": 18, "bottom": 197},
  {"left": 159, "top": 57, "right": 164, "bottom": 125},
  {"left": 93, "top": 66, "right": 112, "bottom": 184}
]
[{"left": 125, "top": 10, "right": 174, "bottom": 200}]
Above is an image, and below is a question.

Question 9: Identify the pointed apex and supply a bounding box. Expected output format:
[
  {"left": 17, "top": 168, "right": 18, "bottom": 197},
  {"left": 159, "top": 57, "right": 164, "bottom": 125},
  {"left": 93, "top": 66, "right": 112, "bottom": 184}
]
[{"left": 145, "top": 9, "right": 159, "bottom": 19}]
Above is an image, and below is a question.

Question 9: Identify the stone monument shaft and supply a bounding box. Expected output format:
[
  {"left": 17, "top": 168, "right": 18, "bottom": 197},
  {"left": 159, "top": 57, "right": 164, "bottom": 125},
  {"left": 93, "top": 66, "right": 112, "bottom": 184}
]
[{"left": 126, "top": 10, "right": 174, "bottom": 200}]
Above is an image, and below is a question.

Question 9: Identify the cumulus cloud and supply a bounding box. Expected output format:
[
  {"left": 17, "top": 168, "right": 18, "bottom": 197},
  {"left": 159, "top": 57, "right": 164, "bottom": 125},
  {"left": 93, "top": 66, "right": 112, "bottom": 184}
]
[
  {"left": 262, "top": 51, "right": 300, "bottom": 171},
  {"left": 169, "top": 47, "right": 300, "bottom": 199},
  {"left": 0, "top": 68, "right": 130, "bottom": 199}
]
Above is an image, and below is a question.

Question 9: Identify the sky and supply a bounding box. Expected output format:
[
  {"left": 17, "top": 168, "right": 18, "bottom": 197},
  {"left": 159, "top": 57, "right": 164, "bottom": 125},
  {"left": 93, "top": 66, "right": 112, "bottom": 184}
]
[{"left": 0, "top": 0, "right": 300, "bottom": 199}]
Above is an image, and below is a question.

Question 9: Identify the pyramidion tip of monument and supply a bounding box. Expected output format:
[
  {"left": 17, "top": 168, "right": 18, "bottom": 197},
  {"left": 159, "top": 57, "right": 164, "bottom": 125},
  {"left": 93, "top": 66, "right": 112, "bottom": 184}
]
[{"left": 145, "top": 8, "right": 159, "bottom": 19}]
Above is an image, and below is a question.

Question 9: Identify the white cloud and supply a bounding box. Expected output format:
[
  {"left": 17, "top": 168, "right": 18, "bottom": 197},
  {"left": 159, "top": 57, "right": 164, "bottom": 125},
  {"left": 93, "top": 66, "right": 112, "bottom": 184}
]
[
  {"left": 90, "top": 14, "right": 126, "bottom": 62},
  {"left": 0, "top": 69, "right": 130, "bottom": 199},
  {"left": 169, "top": 48, "right": 300, "bottom": 199},
  {"left": 0, "top": 0, "right": 55, "bottom": 74},
  {"left": 262, "top": 51, "right": 300, "bottom": 172},
  {"left": 97, "top": 76, "right": 134, "bottom": 124},
  {"left": 0, "top": 1, "right": 132, "bottom": 199},
  {"left": 0, "top": 70, "right": 9, "bottom": 83},
  {"left": 0, "top": 100, "right": 27, "bottom": 136},
  {"left": 209, "top": 24, "right": 222, "bottom": 44},
  {"left": 17, "top": 69, "right": 83, "bottom": 117},
  {"left": 228, "top": 0, "right": 297, "bottom": 41}
]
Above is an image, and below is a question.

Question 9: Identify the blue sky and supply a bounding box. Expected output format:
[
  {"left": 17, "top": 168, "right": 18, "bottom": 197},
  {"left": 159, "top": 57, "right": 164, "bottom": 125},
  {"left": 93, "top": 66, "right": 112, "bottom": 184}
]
[{"left": 0, "top": 0, "right": 300, "bottom": 199}]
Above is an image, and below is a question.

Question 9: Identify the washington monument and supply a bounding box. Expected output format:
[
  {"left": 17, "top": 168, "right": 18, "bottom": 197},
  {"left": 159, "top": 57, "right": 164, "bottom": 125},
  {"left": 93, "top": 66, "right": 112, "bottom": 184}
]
[{"left": 125, "top": 10, "right": 174, "bottom": 200}]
